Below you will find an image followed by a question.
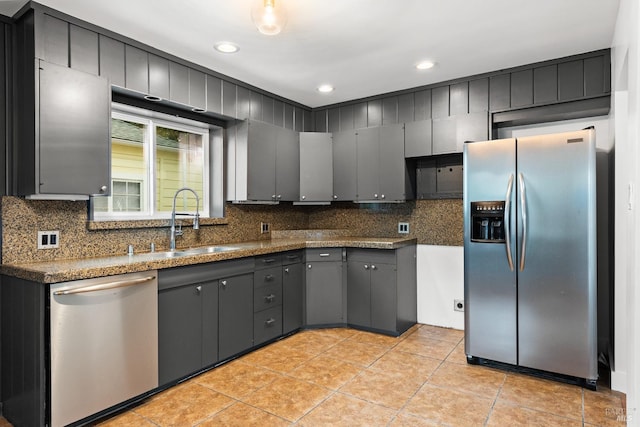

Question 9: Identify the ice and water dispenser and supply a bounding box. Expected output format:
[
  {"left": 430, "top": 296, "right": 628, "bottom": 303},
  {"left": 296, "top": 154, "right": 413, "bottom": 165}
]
[{"left": 470, "top": 201, "right": 505, "bottom": 242}]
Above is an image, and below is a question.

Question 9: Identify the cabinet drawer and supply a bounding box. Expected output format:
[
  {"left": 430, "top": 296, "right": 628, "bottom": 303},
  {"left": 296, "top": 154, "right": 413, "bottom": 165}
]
[
  {"left": 306, "top": 248, "right": 343, "bottom": 262},
  {"left": 254, "top": 282, "right": 283, "bottom": 312},
  {"left": 254, "top": 267, "right": 282, "bottom": 289},
  {"left": 254, "top": 306, "right": 283, "bottom": 345},
  {"left": 347, "top": 248, "right": 396, "bottom": 265},
  {"left": 282, "top": 250, "right": 304, "bottom": 265},
  {"left": 255, "top": 254, "right": 282, "bottom": 269}
]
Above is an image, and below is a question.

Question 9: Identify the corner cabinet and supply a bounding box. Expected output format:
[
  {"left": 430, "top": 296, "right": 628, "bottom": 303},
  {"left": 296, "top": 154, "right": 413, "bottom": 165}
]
[{"left": 15, "top": 60, "right": 111, "bottom": 198}]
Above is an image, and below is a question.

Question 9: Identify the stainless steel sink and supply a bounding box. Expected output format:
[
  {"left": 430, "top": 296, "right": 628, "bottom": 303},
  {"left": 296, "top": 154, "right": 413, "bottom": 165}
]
[
  {"left": 184, "top": 246, "right": 240, "bottom": 254},
  {"left": 138, "top": 250, "right": 191, "bottom": 260}
]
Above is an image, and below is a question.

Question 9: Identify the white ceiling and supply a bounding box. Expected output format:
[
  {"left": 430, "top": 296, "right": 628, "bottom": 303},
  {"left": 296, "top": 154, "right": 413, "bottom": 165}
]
[{"left": 1, "top": 0, "right": 621, "bottom": 108}]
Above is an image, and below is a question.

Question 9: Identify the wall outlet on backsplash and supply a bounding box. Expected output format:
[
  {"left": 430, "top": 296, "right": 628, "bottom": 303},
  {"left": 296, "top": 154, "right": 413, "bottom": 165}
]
[
  {"left": 37, "top": 230, "right": 60, "bottom": 249},
  {"left": 398, "top": 222, "right": 410, "bottom": 234},
  {"left": 260, "top": 222, "right": 270, "bottom": 234}
]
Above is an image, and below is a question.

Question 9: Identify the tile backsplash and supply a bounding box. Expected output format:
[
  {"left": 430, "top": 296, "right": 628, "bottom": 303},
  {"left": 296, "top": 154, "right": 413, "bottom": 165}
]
[{"left": 1, "top": 196, "right": 462, "bottom": 264}]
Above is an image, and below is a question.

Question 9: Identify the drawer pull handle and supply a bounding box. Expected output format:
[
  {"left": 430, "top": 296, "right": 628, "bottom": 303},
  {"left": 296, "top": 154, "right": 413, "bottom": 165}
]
[
  {"left": 263, "top": 258, "right": 276, "bottom": 264},
  {"left": 265, "top": 318, "right": 276, "bottom": 326},
  {"left": 286, "top": 255, "right": 298, "bottom": 260},
  {"left": 265, "top": 274, "right": 274, "bottom": 281},
  {"left": 319, "top": 253, "right": 330, "bottom": 257},
  {"left": 53, "top": 275, "right": 155, "bottom": 295},
  {"left": 264, "top": 294, "right": 276, "bottom": 302}
]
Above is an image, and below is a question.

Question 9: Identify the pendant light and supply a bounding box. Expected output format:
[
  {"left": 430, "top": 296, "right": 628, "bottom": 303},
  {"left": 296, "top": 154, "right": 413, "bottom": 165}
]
[{"left": 251, "top": 0, "right": 287, "bottom": 36}]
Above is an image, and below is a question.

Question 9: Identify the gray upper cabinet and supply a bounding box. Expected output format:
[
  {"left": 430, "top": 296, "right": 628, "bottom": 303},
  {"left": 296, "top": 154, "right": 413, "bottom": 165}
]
[
  {"left": 431, "top": 86, "right": 450, "bottom": 119},
  {"left": 432, "top": 116, "right": 457, "bottom": 155},
  {"left": 404, "top": 119, "right": 432, "bottom": 158},
  {"left": 469, "top": 78, "right": 489, "bottom": 113},
  {"left": 262, "top": 96, "right": 274, "bottom": 124},
  {"left": 148, "top": 54, "right": 170, "bottom": 100},
  {"left": 189, "top": 69, "right": 206, "bottom": 110},
  {"left": 356, "top": 127, "right": 379, "bottom": 200},
  {"left": 99, "top": 35, "right": 125, "bottom": 87},
  {"left": 275, "top": 126, "right": 300, "bottom": 201},
  {"left": 206, "top": 75, "right": 222, "bottom": 114},
  {"left": 449, "top": 82, "right": 469, "bottom": 115},
  {"left": 332, "top": 130, "right": 357, "bottom": 201},
  {"left": 510, "top": 69, "right": 533, "bottom": 107},
  {"left": 41, "top": 14, "right": 68, "bottom": 66},
  {"left": 490, "top": 74, "right": 511, "bottom": 111},
  {"left": 169, "top": 61, "right": 189, "bottom": 105},
  {"left": 433, "top": 111, "right": 488, "bottom": 155},
  {"left": 250, "top": 91, "right": 263, "bottom": 121},
  {"left": 533, "top": 65, "right": 557, "bottom": 104},
  {"left": 222, "top": 81, "right": 237, "bottom": 117},
  {"left": 299, "top": 132, "right": 333, "bottom": 203},
  {"left": 125, "top": 45, "right": 149, "bottom": 94},
  {"left": 558, "top": 60, "right": 584, "bottom": 101},
  {"left": 246, "top": 121, "right": 277, "bottom": 201},
  {"left": 69, "top": 25, "right": 98, "bottom": 75}
]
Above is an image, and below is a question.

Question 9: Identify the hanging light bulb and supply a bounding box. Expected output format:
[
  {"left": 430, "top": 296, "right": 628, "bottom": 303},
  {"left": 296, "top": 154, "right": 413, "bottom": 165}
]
[{"left": 251, "top": 0, "right": 287, "bottom": 36}]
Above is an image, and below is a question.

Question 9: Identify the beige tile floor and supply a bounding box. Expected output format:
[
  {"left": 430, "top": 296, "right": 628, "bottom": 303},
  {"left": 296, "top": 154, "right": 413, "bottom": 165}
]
[{"left": 0, "top": 324, "right": 628, "bottom": 426}]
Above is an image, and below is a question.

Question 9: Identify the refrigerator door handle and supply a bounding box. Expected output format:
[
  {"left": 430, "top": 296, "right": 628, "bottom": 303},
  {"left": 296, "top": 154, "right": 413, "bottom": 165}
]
[
  {"left": 504, "top": 174, "right": 515, "bottom": 271},
  {"left": 518, "top": 173, "right": 527, "bottom": 271}
]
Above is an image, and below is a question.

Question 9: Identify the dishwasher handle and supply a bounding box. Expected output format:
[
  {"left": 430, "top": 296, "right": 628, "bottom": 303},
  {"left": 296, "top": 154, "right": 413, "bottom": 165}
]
[{"left": 53, "top": 275, "right": 156, "bottom": 295}]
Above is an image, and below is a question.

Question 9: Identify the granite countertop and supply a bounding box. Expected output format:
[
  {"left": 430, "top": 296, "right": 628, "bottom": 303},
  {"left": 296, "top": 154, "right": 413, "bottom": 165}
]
[{"left": 0, "top": 236, "right": 417, "bottom": 284}]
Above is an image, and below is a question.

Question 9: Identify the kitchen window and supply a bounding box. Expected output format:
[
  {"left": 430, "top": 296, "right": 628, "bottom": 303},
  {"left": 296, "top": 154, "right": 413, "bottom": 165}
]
[{"left": 91, "top": 105, "right": 222, "bottom": 220}]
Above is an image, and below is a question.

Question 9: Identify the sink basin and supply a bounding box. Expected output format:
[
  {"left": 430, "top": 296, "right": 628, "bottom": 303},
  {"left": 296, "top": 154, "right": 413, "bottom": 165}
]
[
  {"left": 184, "top": 246, "right": 240, "bottom": 254},
  {"left": 138, "top": 250, "right": 191, "bottom": 260}
]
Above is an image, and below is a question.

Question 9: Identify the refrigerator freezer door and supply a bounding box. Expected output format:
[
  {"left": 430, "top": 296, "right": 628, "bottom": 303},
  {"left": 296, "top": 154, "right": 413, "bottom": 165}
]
[
  {"left": 463, "top": 138, "right": 517, "bottom": 365},
  {"left": 516, "top": 129, "right": 597, "bottom": 380}
]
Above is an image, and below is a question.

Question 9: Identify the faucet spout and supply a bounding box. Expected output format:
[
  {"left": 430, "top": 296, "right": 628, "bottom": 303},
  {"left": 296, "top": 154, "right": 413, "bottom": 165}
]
[{"left": 170, "top": 187, "right": 201, "bottom": 251}]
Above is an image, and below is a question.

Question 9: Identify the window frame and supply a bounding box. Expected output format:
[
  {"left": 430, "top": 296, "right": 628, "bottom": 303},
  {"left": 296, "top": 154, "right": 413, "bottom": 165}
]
[{"left": 91, "top": 104, "right": 217, "bottom": 221}]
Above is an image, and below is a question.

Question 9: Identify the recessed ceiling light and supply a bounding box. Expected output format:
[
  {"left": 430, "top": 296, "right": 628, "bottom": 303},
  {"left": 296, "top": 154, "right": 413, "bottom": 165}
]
[
  {"left": 214, "top": 42, "right": 239, "bottom": 54},
  {"left": 317, "top": 84, "right": 334, "bottom": 93},
  {"left": 416, "top": 60, "right": 435, "bottom": 70}
]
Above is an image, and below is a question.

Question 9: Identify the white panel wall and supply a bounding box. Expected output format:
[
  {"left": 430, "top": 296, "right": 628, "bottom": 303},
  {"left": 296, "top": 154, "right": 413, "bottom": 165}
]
[{"left": 416, "top": 244, "right": 464, "bottom": 330}]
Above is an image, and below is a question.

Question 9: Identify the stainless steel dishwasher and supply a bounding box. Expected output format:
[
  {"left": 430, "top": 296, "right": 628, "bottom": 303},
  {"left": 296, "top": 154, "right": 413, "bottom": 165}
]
[{"left": 50, "top": 271, "right": 159, "bottom": 427}]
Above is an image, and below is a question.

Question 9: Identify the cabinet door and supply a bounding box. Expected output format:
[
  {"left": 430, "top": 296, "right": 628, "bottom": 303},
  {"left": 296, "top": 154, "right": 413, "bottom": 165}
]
[
  {"left": 275, "top": 126, "right": 300, "bottom": 201},
  {"left": 370, "top": 263, "right": 397, "bottom": 333},
  {"left": 247, "top": 121, "right": 277, "bottom": 200},
  {"left": 219, "top": 274, "right": 254, "bottom": 360},
  {"left": 305, "top": 262, "right": 343, "bottom": 325},
  {"left": 347, "top": 261, "right": 371, "bottom": 327},
  {"left": 457, "top": 111, "right": 489, "bottom": 146},
  {"left": 169, "top": 61, "right": 189, "bottom": 105},
  {"left": 299, "top": 132, "right": 333, "bottom": 202},
  {"left": 69, "top": 25, "right": 98, "bottom": 75},
  {"left": 379, "top": 123, "right": 406, "bottom": 201},
  {"left": 431, "top": 116, "right": 457, "bottom": 155},
  {"left": 404, "top": 120, "right": 432, "bottom": 158},
  {"left": 283, "top": 263, "right": 304, "bottom": 334},
  {"left": 38, "top": 61, "right": 110, "bottom": 195},
  {"left": 189, "top": 68, "right": 206, "bottom": 110},
  {"left": 332, "top": 130, "right": 357, "bottom": 201},
  {"left": 356, "top": 127, "right": 380, "bottom": 201},
  {"left": 201, "top": 281, "right": 219, "bottom": 368},
  {"left": 125, "top": 45, "right": 148, "bottom": 94},
  {"left": 158, "top": 284, "right": 203, "bottom": 386},
  {"left": 148, "top": 54, "right": 170, "bottom": 100},
  {"left": 99, "top": 35, "right": 125, "bottom": 87}
]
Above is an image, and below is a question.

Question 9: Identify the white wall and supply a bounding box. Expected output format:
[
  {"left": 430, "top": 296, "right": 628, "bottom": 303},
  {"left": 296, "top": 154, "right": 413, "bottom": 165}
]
[{"left": 416, "top": 245, "right": 464, "bottom": 330}]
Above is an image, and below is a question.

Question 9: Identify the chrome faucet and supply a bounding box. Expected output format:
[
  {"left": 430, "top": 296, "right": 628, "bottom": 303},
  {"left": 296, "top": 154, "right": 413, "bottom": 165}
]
[{"left": 170, "top": 187, "right": 200, "bottom": 251}]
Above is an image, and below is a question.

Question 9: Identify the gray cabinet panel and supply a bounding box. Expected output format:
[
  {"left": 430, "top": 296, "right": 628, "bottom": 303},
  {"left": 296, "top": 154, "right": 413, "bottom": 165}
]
[
  {"left": 148, "top": 54, "right": 169, "bottom": 100},
  {"left": 254, "top": 306, "right": 282, "bottom": 345},
  {"left": 218, "top": 274, "right": 254, "bottom": 360},
  {"left": 510, "top": 69, "right": 533, "bottom": 107},
  {"left": 328, "top": 107, "right": 340, "bottom": 132},
  {"left": 262, "top": 96, "right": 274, "bottom": 124},
  {"left": 299, "top": 132, "right": 333, "bottom": 202},
  {"left": 69, "top": 25, "right": 98, "bottom": 75},
  {"left": 293, "top": 107, "right": 302, "bottom": 131},
  {"left": 38, "top": 61, "right": 110, "bottom": 195},
  {"left": 404, "top": 119, "right": 432, "bottom": 158},
  {"left": 276, "top": 127, "right": 300, "bottom": 201},
  {"left": 42, "top": 14, "right": 68, "bottom": 66},
  {"left": 304, "top": 109, "right": 314, "bottom": 132},
  {"left": 449, "top": 82, "right": 469, "bottom": 115},
  {"left": 305, "top": 261, "right": 344, "bottom": 325},
  {"left": 367, "top": 99, "right": 382, "bottom": 127},
  {"left": 283, "top": 262, "right": 304, "bottom": 334},
  {"left": 414, "top": 89, "right": 431, "bottom": 120},
  {"left": 0, "top": 26, "right": 4, "bottom": 195},
  {"left": 222, "top": 81, "right": 236, "bottom": 117},
  {"left": 332, "top": 130, "right": 357, "bottom": 201},
  {"left": 558, "top": 60, "right": 584, "bottom": 101},
  {"left": 314, "top": 110, "right": 327, "bottom": 132},
  {"left": 158, "top": 283, "right": 203, "bottom": 385},
  {"left": 469, "top": 78, "right": 489, "bottom": 113},
  {"left": 340, "top": 104, "right": 354, "bottom": 130},
  {"left": 169, "top": 61, "right": 189, "bottom": 105},
  {"left": 457, "top": 111, "right": 489, "bottom": 145},
  {"left": 237, "top": 86, "right": 250, "bottom": 119},
  {"left": 356, "top": 126, "right": 379, "bottom": 200},
  {"left": 189, "top": 69, "right": 206, "bottom": 110},
  {"left": 371, "top": 263, "right": 397, "bottom": 332},
  {"left": 125, "top": 45, "right": 149, "bottom": 94},
  {"left": 250, "top": 91, "right": 262, "bottom": 121},
  {"left": 99, "top": 36, "right": 125, "bottom": 87},
  {"left": 206, "top": 74, "right": 222, "bottom": 114},
  {"left": 489, "top": 74, "right": 510, "bottom": 111},
  {"left": 201, "top": 281, "right": 218, "bottom": 367},
  {"left": 398, "top": 93, "right": 415, "bottom": 123},
  {"left": 533, "top": 65, "right": 557, "bottom": 104},
  {"left": 584, "top": 56, "right": 606, "bottom": 96},
  {"left": 253, "top": 282, "right": 282, "bottom": 312},
  {"left": 354, "top": 102, "right": 367, "bottom": 129},
  {"left": 247, "top": 121, "right": 277, "bottom": 200},
  {"left": 273, "top": 100, "right": 284, "bottom": 126},
  {"left": 379, "top": 123, "right": 406, "bottom": 201},
  {"left": 284, "top": 104, "right": 294, "bottom": 129},
  {"left": 431, "top": 86, "right": 450, "bottom": 119},
  {"left": 382, "top": 96, "right": 398, "bottom": 125},
  {"left": 347, "top": 261, "right": 371, "bottom": 327},
  {"left": 431, "top": 116, "right": 457, "bottom": 155}
]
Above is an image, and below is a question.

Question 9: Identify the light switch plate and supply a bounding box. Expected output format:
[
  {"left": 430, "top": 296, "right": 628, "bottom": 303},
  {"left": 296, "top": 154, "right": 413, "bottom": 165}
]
[{"left": 38, "top": 230, "right": 60, "bottom": 249}]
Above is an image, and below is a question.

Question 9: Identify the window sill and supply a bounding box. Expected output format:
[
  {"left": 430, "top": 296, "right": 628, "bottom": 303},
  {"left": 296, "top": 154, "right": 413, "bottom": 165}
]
[{"left": 87, "top": 217, "right": 228, "bottom": 231}]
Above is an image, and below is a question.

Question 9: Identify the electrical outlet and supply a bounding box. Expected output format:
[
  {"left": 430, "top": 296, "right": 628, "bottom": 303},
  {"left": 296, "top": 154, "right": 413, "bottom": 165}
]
[
  {"left": 260, "top": 222, "right": 270, "bottom": 234},
  {"left": 37, "top": 230, "right": 60, "bottom": 249},
  {"left": 454, "top": 299, "right": 464, "bottom": 312},
  {"left": 398, "top": 222, "right": 410, "bottom": 234}
]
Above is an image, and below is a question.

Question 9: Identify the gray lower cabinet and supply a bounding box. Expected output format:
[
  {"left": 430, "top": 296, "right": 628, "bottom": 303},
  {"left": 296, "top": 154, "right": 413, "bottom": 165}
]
[
  {"left": 346, "top": 247, "right": 417, "bottom": 336},
  {"left": 283, "top": 251, "right": 304, "bottom": 334},
  {"left": 305, "top": 248, "right": 345, "bottom": 326},
  {"left": 218, "top": 273, "right": 254, "bottom": 360},
  {"left": 253, "top": 258, "right": 283, "bottom": 346}
]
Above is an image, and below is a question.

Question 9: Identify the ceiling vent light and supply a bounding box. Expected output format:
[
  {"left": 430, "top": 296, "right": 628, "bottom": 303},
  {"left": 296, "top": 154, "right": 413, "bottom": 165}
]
[
  {"left": 252, "top": 0, "right": 287, "bottom": 36},
  {"left": 214, "top": 42, "right": 239, "bottom": 54},
  {"left": 317, "top": 84, "right": 334, "bottom": 93},
  {"left": 416, "top": 60, "right": 436, "bottom": 70}
]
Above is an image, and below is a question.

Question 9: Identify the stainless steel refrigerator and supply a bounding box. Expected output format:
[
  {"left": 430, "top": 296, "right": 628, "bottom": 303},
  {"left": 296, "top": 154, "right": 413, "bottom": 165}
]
[{"left": 463, "top": 128, "right": 597, "bottom": 387}]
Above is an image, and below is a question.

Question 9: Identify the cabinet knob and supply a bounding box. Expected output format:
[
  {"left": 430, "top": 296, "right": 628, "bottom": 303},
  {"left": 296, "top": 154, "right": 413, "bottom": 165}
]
[
  {"left": 371, "top": 265, "right": 377, "bottom": 270},
  {"left": 307, "top": 264, "right": 312, "bottom": 269},
  {"left": 374, "top": 194, "right": 379, "bottom": 199},
  {"left": 265, "top": 318, "right": 276, "bottom": 326},
  {"left": 301, "top": 195, "right": 306, "bottom": 200},
  {"left": 220, "top": 280, "right": 227, "bottom": 288},
  {"left": 265, "top": 294, "right": 276, "bottom": 302},
  {"left": 381, "top": 194, "right": 385, "bottom": 199},
  {"left": 272, "top": 195, "right": 277, "bottom": 200},
  {"left": 364, "top": 264, "right": 369, "bottom": 270},
  {"left": 284, "top": 268, "right": 289, "bottom": 273},
  {"left": 277, "top": 194, "right": 282, "bottom": 200},
  {"left": 100, "top": 185, "right": 108, "bottom": 193},
  {"left": 195, "top": 285, "right": 202, "bottom": 293},
  {"left": 265, "top": 274, "right": 274, "bottom": 281}
]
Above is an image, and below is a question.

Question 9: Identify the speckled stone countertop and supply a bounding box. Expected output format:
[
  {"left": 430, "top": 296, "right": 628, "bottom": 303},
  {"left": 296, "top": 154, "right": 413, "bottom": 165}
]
[{"left": 0, "top": 237, "right": 417, "bottom": 284}]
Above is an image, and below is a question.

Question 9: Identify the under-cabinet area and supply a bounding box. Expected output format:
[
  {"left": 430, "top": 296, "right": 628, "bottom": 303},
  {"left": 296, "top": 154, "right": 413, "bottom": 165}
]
[{"left": 0, "top": 239, "right": 416, "bottom": 426}]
